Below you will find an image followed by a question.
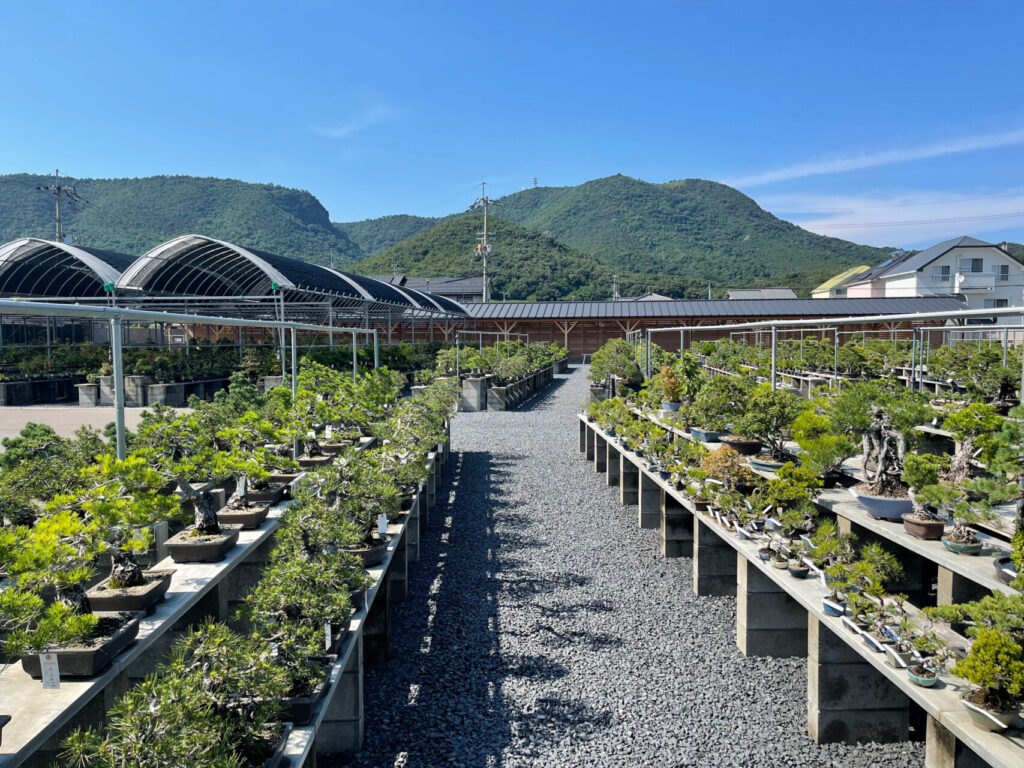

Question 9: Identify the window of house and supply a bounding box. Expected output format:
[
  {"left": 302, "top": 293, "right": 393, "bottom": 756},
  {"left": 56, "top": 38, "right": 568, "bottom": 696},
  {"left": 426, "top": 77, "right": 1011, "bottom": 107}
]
[
  {"left": 995, "top": 263, "right": 1010, "bottom": 282},
  {"left": 834, "top": 288, "right": 847, "bottom": 297},
  {"left": 931, "top": 265, "right": 950, "bottom": 282},
  {"left": 961, "top": 257, "right": 984, "bottom": 273},
  {"left": 984, "top": 299, "right": 1009, "bottom": 308}
]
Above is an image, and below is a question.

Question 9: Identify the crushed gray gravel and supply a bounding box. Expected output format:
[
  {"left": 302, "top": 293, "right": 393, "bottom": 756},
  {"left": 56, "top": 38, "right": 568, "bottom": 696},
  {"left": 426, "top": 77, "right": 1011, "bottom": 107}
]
[{"left": 344, "top": 365, "right": 925, "bottom": 767}]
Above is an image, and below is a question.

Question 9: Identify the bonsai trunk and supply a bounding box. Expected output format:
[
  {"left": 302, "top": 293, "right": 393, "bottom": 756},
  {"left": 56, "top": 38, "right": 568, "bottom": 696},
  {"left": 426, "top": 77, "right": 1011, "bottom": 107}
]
[
  {"left": 57, "top": 583, "right": 91, "bottom": 614},
  {"left": 227, "top": 474, "right": 249, "bottom": 510},
  {"left": 948, "top": 437, "right": 975, "bottom": 487},
  {"left": 110, "top": 550, "right": 145, "bottom": 588},
  {"left": 303, "top": 436, "right": 323, "bottom": 457},
  {"left": 194, "top": 491, "right": 221, "bottom": 535}
]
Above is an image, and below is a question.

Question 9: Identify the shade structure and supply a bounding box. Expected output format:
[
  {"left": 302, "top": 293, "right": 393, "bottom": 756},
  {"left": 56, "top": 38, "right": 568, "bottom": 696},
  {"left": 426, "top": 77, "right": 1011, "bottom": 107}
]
[{"left": 0, "top": 238, "right": 135, "bottom": 298}]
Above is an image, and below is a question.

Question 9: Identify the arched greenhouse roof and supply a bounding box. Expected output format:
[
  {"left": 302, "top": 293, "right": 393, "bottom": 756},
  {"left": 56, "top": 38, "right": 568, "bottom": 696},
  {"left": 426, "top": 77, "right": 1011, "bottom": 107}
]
[{"left": 0, "top": 238, "right": 135, "bottom": 298}]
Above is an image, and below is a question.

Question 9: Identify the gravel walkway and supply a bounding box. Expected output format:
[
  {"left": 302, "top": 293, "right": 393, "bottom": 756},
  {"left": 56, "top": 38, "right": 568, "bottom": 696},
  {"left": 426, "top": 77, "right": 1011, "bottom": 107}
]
[{"left": 346, "top": 365, "right": 924, "bottom": 768}]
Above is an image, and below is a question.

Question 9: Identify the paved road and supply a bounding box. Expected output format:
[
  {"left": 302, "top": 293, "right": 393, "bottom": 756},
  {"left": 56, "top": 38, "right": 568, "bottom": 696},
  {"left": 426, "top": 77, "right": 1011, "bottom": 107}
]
[
  {"left": 345, "top": 366, "right": 923, "bottom": 767},
  {"left": 0, "top": 406, "right": 151, "bottom": 441}
]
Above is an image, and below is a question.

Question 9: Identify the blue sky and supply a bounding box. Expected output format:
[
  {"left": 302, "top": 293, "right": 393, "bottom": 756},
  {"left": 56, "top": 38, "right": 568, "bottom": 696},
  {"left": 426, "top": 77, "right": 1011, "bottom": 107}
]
[{"left": 2, "top": 1, "right": 1023, "bottom": 249}]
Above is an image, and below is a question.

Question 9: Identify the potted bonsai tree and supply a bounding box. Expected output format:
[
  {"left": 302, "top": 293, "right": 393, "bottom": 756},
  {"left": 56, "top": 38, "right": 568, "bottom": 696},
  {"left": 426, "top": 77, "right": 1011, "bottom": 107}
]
[
  {"left": 791, "top": 404, "right": 857, "bottom": 487},
  {"left": 900, "top": 452, "right": 948, "bottom": 540},
  {"left": 691, "top": 375, "right": 751, "bottom": 442},
  {"left": 950, "top": 628, "right": 1024, "bottom": 731},
  {"left": 731, "top": 383, "right": 807, "bottom": 470},
  {"left": 832, "top": 381, "right": 932, "bottom": 520}
]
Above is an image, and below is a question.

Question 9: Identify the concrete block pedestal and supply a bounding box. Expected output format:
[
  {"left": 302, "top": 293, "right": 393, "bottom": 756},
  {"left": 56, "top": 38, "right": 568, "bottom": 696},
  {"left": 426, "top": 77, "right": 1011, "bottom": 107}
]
[
  {"left": 660, "top": 489, "right": 692, "bottom": 557},
  {"left": 593, "top": 433, "right": 607, "bottom": 473},
  {"left": 619, "top": 453, "right": 639, "bottom": 506},
  {"left": 692, "top": 516, "right": 736, "bottom": 596},
  {"left": 638, "top": 472, "right": 660, "bottom": 529},
  {"left": 807, "top": 615, "right": 909, "bottom": 744},
  {"left": 736, "top": 555, "right": 807, "bottom": 657},
  {"left": 605, "top": 441, "right": 620, "bottom": 487}
]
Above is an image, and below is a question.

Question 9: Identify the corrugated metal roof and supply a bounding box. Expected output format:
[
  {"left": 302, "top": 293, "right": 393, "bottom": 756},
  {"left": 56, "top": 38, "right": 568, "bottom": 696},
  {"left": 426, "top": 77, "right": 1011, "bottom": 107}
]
[
  {"left": 883, "top": 236, "right": 994, "bottom": 277},
  {"left": 725, "top": 287, "right": 798, "bottom": 300},
  {"left": 812, "top": 265, "right": 870, "bottom": 294},
  {"left": 464, "top": 296, "right": 967, "bottom": 321}
]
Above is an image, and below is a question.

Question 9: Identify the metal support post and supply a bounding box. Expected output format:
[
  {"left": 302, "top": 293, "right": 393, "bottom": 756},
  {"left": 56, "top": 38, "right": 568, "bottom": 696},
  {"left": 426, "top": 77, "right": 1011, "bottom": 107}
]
[
  {"left": 1004, "top": 327, "right": 1009, "bottom": 366},
  {"left": 45, "top": 315, "right": 52, "bottom": 363},
  {"left": 909, "top": 331, "right": 917, "bottom": 391},
  {"left": 833, "top": 328, "right": 839, "bottom": 383},
  {"left": 373, "top": 330, "right": 379, "bottom": 369},
  {"left": 111, "top": 319, "right": 126, "bottom": 460},
  {"left": 329, "top": 304, "right": 334, "bottom": 351},
  {"left": 352, "top": 331, "right": 358, "bottom": 382},
  {"left": 645, "top": 331, "right": 652, "bottom": 378},
  {"left": 290, "top": 326, "right": 298, "bottom": 394},
  {"left": 770, "top": 326, "right": 777, "bottom": 390},
  {"left": 455, "top": 335, "right": 461, "bottom": 378}
]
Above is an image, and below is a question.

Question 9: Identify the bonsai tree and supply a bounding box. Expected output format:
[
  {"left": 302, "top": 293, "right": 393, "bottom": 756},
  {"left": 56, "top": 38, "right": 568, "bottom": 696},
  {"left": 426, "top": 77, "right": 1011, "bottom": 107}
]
[
  {"left": 692, "top": 376, "right": 751, "bottom": 432},
  {"left": 990, "top": 405, "right": 1024, "bottom": 587},
  {"left": 658, "top": 365, "right": 683, "bottom": 405},
  {"left": 929, "top": 341, "right": 1019, "bottom": 405},
  {"left": 589, "top": 338, "right": 641, "bottom": 386},
  {"left": 901, "top": 452, "right": 948, "bottom": 525},
  {"left": 831, "top": 381, "right": 932, "bottom": 498},
  {"left": 943, "top": 403, "right": 1003, "bottom": 485},
  {"left": 848, "top": 542, "right": 904, "bottom": 607},
  {"left": 950, "top": 627, "right": 1024, "bottom": 715},
  {"left": 791, "top": 404, "right": 857, "bottom": 480},
  {"left": 699, "top": 446, "right": 759, "bottom": 491},
  {"left": 213, "top": 412, "right": 293, "bottom": 509},
  {"left": 806, "top": 518, "right": 857, "bottom": 570},
  {"left": 733, "top": 383, "right": 807, "bottom": 460}
]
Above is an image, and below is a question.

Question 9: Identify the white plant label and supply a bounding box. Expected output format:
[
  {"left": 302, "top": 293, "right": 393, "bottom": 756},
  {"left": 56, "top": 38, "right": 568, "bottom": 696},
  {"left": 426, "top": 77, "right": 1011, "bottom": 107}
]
[
  {"left": 819, "top": 571, "right": 828, "bottom": 588},
  {"left": 307, "top": 430, "right": 316, "bottom": 439},
  {"left": 325, "top": 424, "right": 333, "bottom": 439},
  {"left": 40, "top": 652, "right": 60, "bottom": 689},
  {"left": 377, "top": 513, "right": 389, "bottom": 535},
  {"left": 324, "top": 622, "right": 332, "bottom": 651}
]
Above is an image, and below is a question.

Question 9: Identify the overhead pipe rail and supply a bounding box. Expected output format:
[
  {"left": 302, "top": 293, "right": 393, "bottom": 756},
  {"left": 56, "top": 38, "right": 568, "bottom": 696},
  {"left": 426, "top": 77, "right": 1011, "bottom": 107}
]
[
  {"left": 642, "top": 304, "right": 1024, "bottom": 397},
  {"left": 454, "top": 329, "right": 529, "bottom": 378},
  {"left": 0, "top": 299, "right": 379, "bottom": 460}
]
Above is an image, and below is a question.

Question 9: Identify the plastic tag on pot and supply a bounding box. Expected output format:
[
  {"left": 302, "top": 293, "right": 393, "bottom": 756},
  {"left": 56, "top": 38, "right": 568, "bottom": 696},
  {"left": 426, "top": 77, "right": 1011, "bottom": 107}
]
[
  {"left": 324, "top": 623, "right": 332, "bottom": 651},
  {"left": 377, "top": 514, "right": 388, "bottom": 535},
  {"left": 40, "top": 653, "right": 60, "bottom": 689},
  {"left": 325, "top": 424, "right": 333, "bottom": 439}
]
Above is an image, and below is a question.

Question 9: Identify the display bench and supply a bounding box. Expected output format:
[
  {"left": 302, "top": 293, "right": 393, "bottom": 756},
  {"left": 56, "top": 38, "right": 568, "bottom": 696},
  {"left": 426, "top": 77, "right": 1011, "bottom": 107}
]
[
  {"left": 460, "top": 359, "right": 566, "bottom": 412},
  {"left": 1, "top": 439, "right": 448, "bottom": 768},
  {"left": 577, "top": 414, "right": 1023, "bottom": 768}
]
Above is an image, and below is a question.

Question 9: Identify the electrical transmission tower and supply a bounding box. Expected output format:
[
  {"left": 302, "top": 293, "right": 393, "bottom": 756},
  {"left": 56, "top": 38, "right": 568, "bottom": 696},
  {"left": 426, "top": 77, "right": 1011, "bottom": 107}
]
[
  {"left": 36, "top": 169, "right": 79, "bottom": 242},
  {"left": 469, "top": 182, "right": 494, "bottom": 302}
]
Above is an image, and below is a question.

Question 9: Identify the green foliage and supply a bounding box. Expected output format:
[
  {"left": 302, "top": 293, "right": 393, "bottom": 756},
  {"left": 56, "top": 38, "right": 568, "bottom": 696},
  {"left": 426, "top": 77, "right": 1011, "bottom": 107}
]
[
  {"left": 589, "top": 339, "right": 642, "bottom": 384},
  {"left": 951, "top": 628, "right": 1024, "bottom": 712},
  {"left": 335, "top": 213, "right": 437, "bottom": 254},
  {"left": 692, "top": 375, "right": 751, "bottom": 431},
  {"left": 791, "top": 406, "right": 856, "bottom": 476},
  {"left": 733, "top": 383, "right": 807, "bottom": 459}
]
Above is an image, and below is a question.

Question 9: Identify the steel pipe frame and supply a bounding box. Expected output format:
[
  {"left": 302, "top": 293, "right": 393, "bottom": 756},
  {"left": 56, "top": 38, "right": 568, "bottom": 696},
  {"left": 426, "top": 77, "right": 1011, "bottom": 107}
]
[
  {"left": 0, "top": 299, "right": 378, "bottom": 459},
  {"left": 454, "top": 329, "right": 529, "bottom": 378}
]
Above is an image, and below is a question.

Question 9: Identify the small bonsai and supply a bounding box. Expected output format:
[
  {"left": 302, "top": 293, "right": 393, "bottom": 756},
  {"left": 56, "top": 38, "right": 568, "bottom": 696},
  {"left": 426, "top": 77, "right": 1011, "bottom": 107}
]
[
  {"left": 699, "top": 446, "right": 758, "bottom": 491},
  {"left": 733, "top": 384, "right": 807, "bottom": 460},
  {"left": 791, "top": 406, "right": 857, "bottom": 480},
  {"left": 692, "top": 376, "right": 750, "bottom": 432},
  {"left": 951, "top": 628, "right": 1024, "bottom": 715}
]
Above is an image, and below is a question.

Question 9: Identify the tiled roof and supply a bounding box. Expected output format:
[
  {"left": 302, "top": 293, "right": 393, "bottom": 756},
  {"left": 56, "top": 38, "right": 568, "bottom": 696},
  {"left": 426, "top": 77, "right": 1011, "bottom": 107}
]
[{"left": 811, "top": 265, "right": 870, "bottom": 294}]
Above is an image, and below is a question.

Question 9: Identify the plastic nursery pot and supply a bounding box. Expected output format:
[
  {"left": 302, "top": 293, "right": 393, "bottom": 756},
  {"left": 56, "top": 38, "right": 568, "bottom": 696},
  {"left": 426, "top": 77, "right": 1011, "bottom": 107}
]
[
  {"left": 849, "top": 488, "right": 913, "bottom": 521},
  {"left": 822, "top": 598, "right": 846, "bottom": 617},
  {"left": 166, "top": 525, "right": 242, "bottom": 563},
  {"left": 994, "top": 556, "right": 1018, "bottom": 586},
  {"left": 961, "top": 696, "right": 1017, "bottom": 732},
  {"left": 20, "top": 611, "right": 143, "bottom": 678},
  {"left": 901, "top": 514, "right": 945, "bottom": 541},
  {"left": 906, "top": 664, "right": 938, "bottom": 688},
  {"left": 941, "top": 536, "right": 984, "bottom": 556},
  {"left": 85, "top": 569, "right": 175, "bottom": 614}
]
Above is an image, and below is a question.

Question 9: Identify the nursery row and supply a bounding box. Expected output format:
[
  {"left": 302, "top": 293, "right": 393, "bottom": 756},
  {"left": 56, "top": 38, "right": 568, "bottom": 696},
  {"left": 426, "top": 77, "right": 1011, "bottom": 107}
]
[
  {"left": 0, "top": 361, "right": 459, "bottom": 766},
  {"left": 577, "top": 413, "right": 1024, "bottom": 768}
]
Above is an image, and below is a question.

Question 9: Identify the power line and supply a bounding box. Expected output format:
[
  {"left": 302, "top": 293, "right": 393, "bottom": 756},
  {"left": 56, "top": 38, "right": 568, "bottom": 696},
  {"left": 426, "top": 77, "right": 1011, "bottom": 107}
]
[
  {"left": 469, "top": 182, "right": 495, "bottom": 302},
  {"left": 36, "top": 169, "right": 80, "bottom": 242},
  {"left": 808, "top": 211, "right": 1024, "bottom": 229}
]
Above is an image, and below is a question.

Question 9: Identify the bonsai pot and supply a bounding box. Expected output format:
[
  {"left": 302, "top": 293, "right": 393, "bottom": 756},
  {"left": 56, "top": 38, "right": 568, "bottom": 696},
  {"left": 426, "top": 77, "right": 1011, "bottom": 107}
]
[
  {"left": 166, "top": 525, "right": 241, "bottom": 563},
  {"left": 0, "top": 714, "right": 10, "bottom": 746},
  {"left": 21, "top": 611, "right": 143, "bottom": 678},
  {"left": 660, "top": 401, "right": 682, "bottom": 412},
  {"left": 901, "top": 514, "right": 945, "bottom": 541},
  {"left": 265, "top": 722, "right": 294, "bottom": 768},
  {"left": 689, "top": 427, "right": 722, "bottom": 442},
  {"left": 770, "top": 557, "right": 789, "bottom": 570},
  {"left": 247, "top": 483, "right": 286, "bottom": 505},
  {"left": 849, "top": 488, "right": 912, "bottom": 521},
  {"left": 85, "top": 569, "right": 175, "bottom": 614},
  {"left": 268, "top": 471, "right": 301, "bottom": 485},
  {"left": 906, "top": 664, "right": 938, "bottom": 688},
  {"left": 217, "top": 503, "right": 271, "bottom": 530},
  {"left": 885, "top": 646, "right": 914, "bottom": 669},
  {"left": 298, "top": 455, "right": 333, "bottom": 469},
  {"left": 282, "top": 673, "right": 332, "bottom": 725},
  {"left": 787, "top": 562, "right": 810, "bottom": 579},
  {"left": 344, "top": 535, "right": 389, "bottom": 567},
  {"left": 994, "top": 556, "right": 1018, "bottom": 586},
  {"left": 841, "top": 616, "right": 865, "bottom": 635},
  {"left": 757, "top": 547, "right": 774, "bottom": 562},
  {"left": 941, "top": 536, "right": 983, "bottom": 556},
  {"left": 822, "top": 598, "right": 845, "bottom": 617},
  {"left": 862, "top": 632, "right": 889, "bottom": 653},
  {"left": 749, "top": 456, "right": 786, "bottom": 472},
  {"left": 718, "top": 435, "right": 762, "bottom": 456},
  {"left": 961, "top": 696, "right": 1017, "bottom": 732}
]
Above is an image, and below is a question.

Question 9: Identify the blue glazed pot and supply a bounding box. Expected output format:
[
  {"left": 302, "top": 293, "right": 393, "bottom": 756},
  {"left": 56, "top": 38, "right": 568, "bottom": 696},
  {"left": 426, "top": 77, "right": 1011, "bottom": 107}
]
[
  {"left": 661, "top": 402, "right": 682, "bottom": 412},
  {"left": 749, "top": 457, "right": 786, "bottom": 472},
  {"left": 850, "top": 489, "right": 913, "bottom": 521},
  {"left": 941, "top": 536, "right": 983, "bottom": 556},
  {"left": 906, "top": 666, "right": 938, "bottom": 688},
  {"left": 690, "top": 427, "right": 722, "bottom": 442},
  {"left": 822, "top": 598, "right": 846, "bottom": 617}
]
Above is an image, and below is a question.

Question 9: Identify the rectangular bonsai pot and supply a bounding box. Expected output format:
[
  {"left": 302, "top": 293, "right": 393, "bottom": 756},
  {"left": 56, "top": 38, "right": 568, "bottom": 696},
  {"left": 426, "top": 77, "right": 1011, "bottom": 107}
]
[
  {"left": 247, "top": 483, "right": 286, "bottom": 505},
  {"left": 217, "top": 503, "right": 271, "bottom": 529},
  {"left": 166, "top": 525, "right": 242, "bottom": 563},
  {"left": 297, "top": 454, "right": 334, "bottom": 469},
  {"left": 21, "top": 611, "right": 143, "bottom": 678},
  {"left": 282, "top": 675, "right": 332, "bottom": 725},
  {"left": 85, "top": 569, "right": 175, "bottom": 613}
]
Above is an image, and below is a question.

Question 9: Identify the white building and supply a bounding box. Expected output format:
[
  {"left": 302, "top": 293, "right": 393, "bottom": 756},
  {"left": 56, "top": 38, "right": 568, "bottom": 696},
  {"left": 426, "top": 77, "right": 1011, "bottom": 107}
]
[{"left": 839, "top": 236, "right": 1024, "bottom": 322}]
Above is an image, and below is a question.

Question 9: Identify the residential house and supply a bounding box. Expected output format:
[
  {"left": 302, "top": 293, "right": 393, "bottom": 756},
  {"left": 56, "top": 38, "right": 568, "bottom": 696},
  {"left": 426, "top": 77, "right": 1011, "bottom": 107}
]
[{"left": 811, "top": 265, "right": 870, "bottom": 298}]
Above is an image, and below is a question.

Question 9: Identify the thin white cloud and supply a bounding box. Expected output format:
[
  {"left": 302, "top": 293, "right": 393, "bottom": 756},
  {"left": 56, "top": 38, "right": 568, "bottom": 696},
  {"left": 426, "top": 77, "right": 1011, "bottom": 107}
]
[
  {"left": 311, "top": 106, "right": 400, "bottom": 140},
  {"left": 755, "top": 189, "right": 1024, "bottom": 247},
  {"left": 726, "top": 127, "right": 1024, "bottom": 188}
]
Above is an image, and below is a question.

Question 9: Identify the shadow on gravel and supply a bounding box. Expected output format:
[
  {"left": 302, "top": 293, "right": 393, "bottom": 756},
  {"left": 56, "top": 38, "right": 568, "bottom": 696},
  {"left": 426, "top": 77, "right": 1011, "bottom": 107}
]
[{"left": 517, "top": 375, "right": 570, "bottom": 413}]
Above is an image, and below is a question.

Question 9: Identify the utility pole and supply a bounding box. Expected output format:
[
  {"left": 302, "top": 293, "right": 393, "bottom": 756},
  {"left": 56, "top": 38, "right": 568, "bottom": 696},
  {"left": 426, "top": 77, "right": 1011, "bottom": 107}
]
[
  {"left": 470, "top": 182, "right": 494, "bottom": 302},
  {"left": 37, "top": 169, "right": 76, "bottom": 242},
  {"left": 612, "top": 274, "right": 620, "bottom": 300},
  {"left": 533, "top": 177, "right": 538, "bottom": 188}
]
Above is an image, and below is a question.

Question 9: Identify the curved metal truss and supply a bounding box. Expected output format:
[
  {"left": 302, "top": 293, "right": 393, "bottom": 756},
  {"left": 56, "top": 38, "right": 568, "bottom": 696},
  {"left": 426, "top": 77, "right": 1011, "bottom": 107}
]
[{"left": 0, "top": 234, "right": 467, "bottom": 325}]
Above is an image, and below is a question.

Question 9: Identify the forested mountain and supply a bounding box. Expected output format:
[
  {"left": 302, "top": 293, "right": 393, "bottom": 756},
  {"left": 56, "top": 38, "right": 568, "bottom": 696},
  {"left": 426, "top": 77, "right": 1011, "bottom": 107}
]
[
  {"left": 335, "top": 214, "right": 437, "bottom": 256},
  {"left": 350, "top": 215, "right": 713, "bottom": 300},
  {"left": 0, "top": 174, "right": 362, "bottom": 265}
]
